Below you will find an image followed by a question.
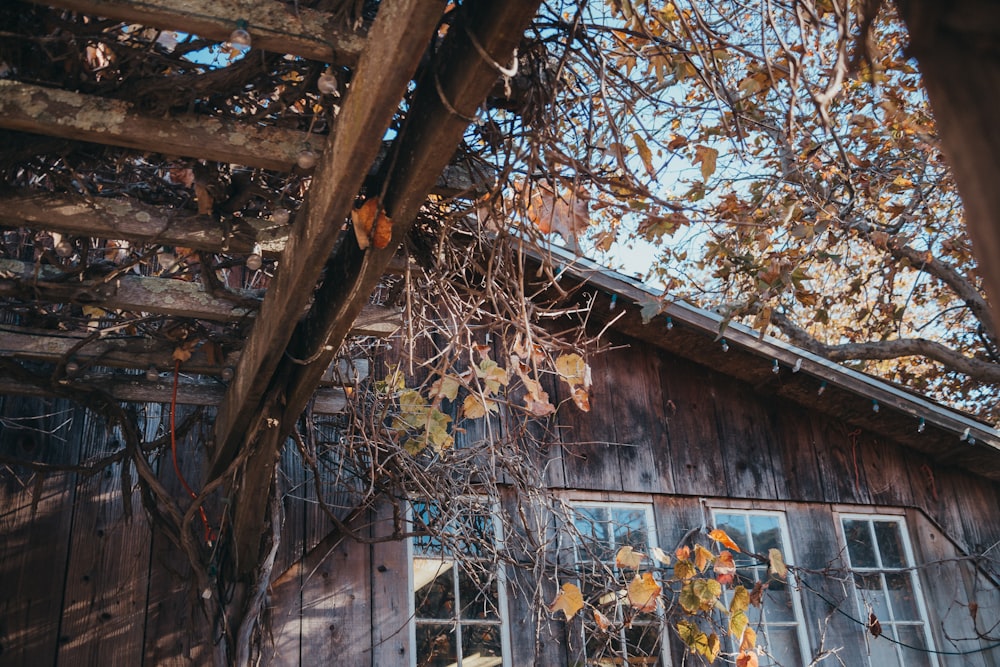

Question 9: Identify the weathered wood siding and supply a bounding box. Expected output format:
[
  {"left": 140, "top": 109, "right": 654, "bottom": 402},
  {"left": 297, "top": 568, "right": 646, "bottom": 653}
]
[{"left": 3, "top": 330, "right": 1000, "bottom": 665}]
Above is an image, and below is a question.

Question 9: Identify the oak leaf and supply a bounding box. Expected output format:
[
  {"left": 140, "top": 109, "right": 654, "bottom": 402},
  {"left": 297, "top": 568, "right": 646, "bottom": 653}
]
[
  {"left": 693, "top": 145, "right": 718, "bottom": 181},
  {"left": 549, "top": 582, "right": 584, "bottom": 620}
]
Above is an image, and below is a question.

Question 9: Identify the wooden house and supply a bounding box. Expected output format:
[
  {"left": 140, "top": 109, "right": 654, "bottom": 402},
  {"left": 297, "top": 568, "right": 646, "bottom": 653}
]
[
  {"left": 1, "top": 1, "right": 1000, "bottom": 666},
  {"left": 3, "top": 242, "right": 1000, "bottom": 667}
]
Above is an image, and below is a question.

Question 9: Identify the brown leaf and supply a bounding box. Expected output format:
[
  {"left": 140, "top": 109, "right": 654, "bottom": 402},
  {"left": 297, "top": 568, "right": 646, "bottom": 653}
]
[
  {"left": 693, "top": 145, "right": 718, "bottom": 181},
  {"left": 194, "top": 183, "right": 214, "bottom": 216},
  {"left": 593, "top": 609, "right": 612, "bottom": 631},
  {"left": 523, "top": 180, "right": 590, "bottom": 250},
  {"left": 868, "top": 612, "right": 882, "bottom": 638},
  {"left": 373, "top": 207, "right": 393, "bottom": 249}
]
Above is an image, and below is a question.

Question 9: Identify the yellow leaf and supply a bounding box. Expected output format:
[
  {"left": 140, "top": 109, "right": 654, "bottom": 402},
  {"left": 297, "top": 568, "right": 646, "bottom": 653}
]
[
  {"left": 740, "top": 626, "right": 757, "bottom": 652},
  {"left": 627, "top": 572, "right": 661, "bottom": 612},
  {"left": 615, "top": 545, "right": 645, "bottom": 569},
  {"left": 708, "top": 528, "right": 741, "bottom": 552},
  {"left": 729, "top": 609, "right": 748, "bottom": 642},
  {"left": 462, "top": 394, "right": 496, "bottom": 419},
  {"left": 633, "top": 132, "right": 656, "bottom": 179},
  {"left": 555, "top": 353, "right": 589, "bottom": 387},
  {"left": 768, "top": 548, "right": 787, "bottom": 580},
  {"left": 729, "top": 585, "right": 750, "bottom": 615},
  {"left": 430, "top": 375, "right": 460, "bottom": 401},
  {"left": 694, "top": 544, "right": 715, "bottom": 572},
  {"left": 674, "top": 558, "right": 696, "bottom": 581},
  {"left": 693, "top": 145, "right": 718, "bottom": 181},
  {"left": 705, "top": 633, "right": 721, "bottom": 662},
  {"left": 549, "top": 582, "right": 584, "bottom": 620}
]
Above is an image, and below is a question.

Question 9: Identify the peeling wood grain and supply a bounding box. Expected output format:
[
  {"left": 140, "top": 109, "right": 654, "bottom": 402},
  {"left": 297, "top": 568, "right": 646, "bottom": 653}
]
[
  {"left": 36, "top": 0, "right": 366, "bottom": 65},
  {"left": 0, "top": 81, "right": 318, "bottom": 172}
]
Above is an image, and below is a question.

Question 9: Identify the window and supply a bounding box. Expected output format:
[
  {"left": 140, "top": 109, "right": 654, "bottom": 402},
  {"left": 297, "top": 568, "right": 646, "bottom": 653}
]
[
  {"left": 569, "top": 502, "right": 664, "bottom": 665},
  {"left": 410, "top": 500, "right": 510, "bottom": 667},
  {"left": 840, "top": 515, "right": 938, "bottom": 667},
  {"left": 711, "top": 510, "right": 809, "bottom": 666}
]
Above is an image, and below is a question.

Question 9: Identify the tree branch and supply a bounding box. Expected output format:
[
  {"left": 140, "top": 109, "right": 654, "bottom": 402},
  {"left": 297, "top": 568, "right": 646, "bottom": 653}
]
[{"left": 771, "top": 310, "right": 1000, "bottom": 384}]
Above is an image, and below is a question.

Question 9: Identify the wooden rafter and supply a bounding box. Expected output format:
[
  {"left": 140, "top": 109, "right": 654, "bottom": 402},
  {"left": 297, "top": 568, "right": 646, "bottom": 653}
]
[
  {"left": 34, "top": 0, "right": 366, "bottom": 65},
  {"left": 208, "top": 0, "right": 448, "bottom": 482},
  {"left": 221, "top": 0, "right": 543, "bottom": 574},
  {"left": 0, "top": 375, "right": 348, "bottom": 413}
]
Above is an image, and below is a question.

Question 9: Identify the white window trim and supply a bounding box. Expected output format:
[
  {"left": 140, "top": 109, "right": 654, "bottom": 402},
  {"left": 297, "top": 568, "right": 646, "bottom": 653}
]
[
  {"left": 407, "top": 499, "right": 513, "bottom": 667},
  {"left": 837, "top": 513, "right": 940, "bottom": 667},
  {"left": 708, "top": 507, "right": 812, "bottom": 667},
  {"left": 567, "top": 500, "right": 671, "bottom": 666}
]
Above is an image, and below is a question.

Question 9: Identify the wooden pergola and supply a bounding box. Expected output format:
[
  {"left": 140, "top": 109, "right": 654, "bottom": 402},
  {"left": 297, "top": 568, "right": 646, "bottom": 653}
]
[{"left": 0, "top": 0, "right": 540, "bottom": 587}]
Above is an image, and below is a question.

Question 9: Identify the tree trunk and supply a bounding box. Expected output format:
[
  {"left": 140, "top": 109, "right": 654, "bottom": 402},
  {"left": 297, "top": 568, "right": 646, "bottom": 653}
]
[{"left": 896, "top": 0, "right": 1000, "bottom": 330}]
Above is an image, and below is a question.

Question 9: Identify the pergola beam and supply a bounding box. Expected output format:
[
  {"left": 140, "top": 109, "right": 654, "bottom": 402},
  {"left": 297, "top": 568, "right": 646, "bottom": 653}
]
[
  {"left": 208, "top": 0, "right": 447, "bottom": 487},
  {"left": 0, "top": 375, "right": 348, "bottom": 413},
  {"left": 35, "top": 0, "right": 366, "bottom": 65},
  {"left": 0, "top": 81, "right": 313, "bottom": 171}
]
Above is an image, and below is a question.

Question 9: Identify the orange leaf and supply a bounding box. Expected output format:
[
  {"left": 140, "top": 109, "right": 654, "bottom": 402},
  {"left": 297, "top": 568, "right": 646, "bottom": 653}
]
[
  {"left": 627, "top": 573, "right": 661, "bottom": 612},
  {"left": 593, "top": 609, "right": 612, "bottom": 631},
  {"left": 373, "top": 207, "right": 393, "bottom": 249},
  {"left": 708, "top": 528, "right": 741, "bottom": 552},
  {"left": 694, "top": 544, "right": 715, "bottom": 572},
  {"left": 736, "top": 650, "right": 759, "bottom": 667},
  {"left": 194, "top": 183, "right": 213, "bottom": 216},
  {"left": 549, "top": 582, "right": 584, "bottom": 620},
  {"left": 351, "top": 198, "right": 379, "bottom": 250}
]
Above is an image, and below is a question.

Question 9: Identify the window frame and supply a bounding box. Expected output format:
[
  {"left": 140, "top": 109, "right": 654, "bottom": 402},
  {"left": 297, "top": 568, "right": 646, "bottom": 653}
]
[
  {"left": 565, "top": 500, "right": 669, "bottom": 666},
  {"left": 837, "top": 513, "right": 940, "bottom": 667},
  {"left": 708, "top": 507, "right": 812, "bottom": 667},
  {"left": 407, "top": 498, "right": 513, "bottom": 667}
]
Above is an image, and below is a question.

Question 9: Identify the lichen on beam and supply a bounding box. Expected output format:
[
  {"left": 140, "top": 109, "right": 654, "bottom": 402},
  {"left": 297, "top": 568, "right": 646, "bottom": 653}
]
[{"left": 0, "top": 81, "right": 316, "bottom": 172}]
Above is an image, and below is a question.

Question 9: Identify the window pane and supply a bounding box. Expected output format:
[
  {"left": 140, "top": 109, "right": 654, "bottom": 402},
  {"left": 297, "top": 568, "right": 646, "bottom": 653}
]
[
  {"left": 462, "top": 624, "right": 504, "bottom": 666},
  {"left": 612, "top": 508, "right": 648, "bottom": 551},
  {"left": 749, "top": 515, "right": 782, "bottom": 554},
  {"left": 759, "top": 625, "right": 802, "bottom": 667},
  {"left": 458, "top": 566, "right": 500, "bottom": 620},
  {"left": 415, "top": 624, "right": 458, "bottom": 667},
  {"left": 715, "top": 514, "right": 752, "bottom": 566},
  {"left": 854, "top": 573, "right": 890, "bottom": 622},
  {"left": 885, "top": 573, "right": 920, "bottom": 621},
  {"left": 873, "top": 521, "right": 906, "bottom": 569},
  {"left": 576, "top": 507, "right": 613, "bottom": 561},
  {"left": 896, "top": 625, "right": 933, "bottom": 667},
  {"left": 624, "top": 622, "right": 662, "bottom": 664},
  {"left": 866, "top": 634, "right": 901, "bottom": 667},
  {"left": 414, "top": 560, "right": 455, "bottom": 619},
  {"left": 762, "top": 578, "right": 797, "bottom": 624},
  {"left": 844, "top": 520, "right": 878, "bottom": 568}
]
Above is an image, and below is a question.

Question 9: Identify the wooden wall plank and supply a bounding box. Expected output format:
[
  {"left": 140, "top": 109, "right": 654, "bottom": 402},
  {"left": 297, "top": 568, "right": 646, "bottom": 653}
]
[
  {"left": 142, "top": 409, "right": 215, "bottom": 666},
  {"left": 907, "top": 510, "right": 991, "bottom": 667},
  {"left": 713, "top": 381, "right": 780, "bottom": 499},
  {"left": 784, "top": 503, "right": 869, "bottom": 666},
  {"left": 556, "top": 351, "right": 623, "bottom": 491},
  {"left": 860, "top": 434, "right": 914, "bottom": 508},
  {"left": 811, "top": 417, "right": 873, "bottom": 506},
  {"left": 297, "top": 535, "right": 372, "bottom": 664},
  {"left": 608, "top": 342, "right": 670, "bottom": 494},
  {"left": 0, "top": 397, "right": 81, "bottom": 667},
  {"left": 657, "top": 355, "right": 726, "bottom": 496},
  {"left": 56, "top": 449, "right": 151, "bottom": 666},
  {"left": 768, "top": 402, "right": 825, "bottom": 502},
  {"left": 370, "top": 501, "right": 411, "bottom": 667}
]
